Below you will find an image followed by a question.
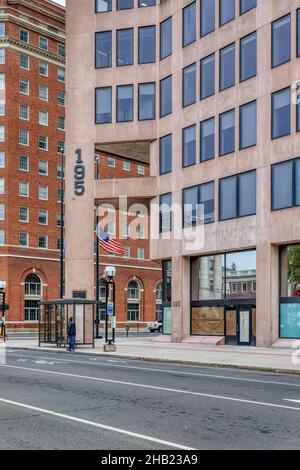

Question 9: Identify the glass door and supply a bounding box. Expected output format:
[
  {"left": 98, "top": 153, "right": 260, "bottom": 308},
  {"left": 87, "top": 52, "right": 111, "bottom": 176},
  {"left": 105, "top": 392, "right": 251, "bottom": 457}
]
[
  {"left": 225, "top": 307, "right": 238, "bottom": 345},
  {"left": 238, "top": 307, "right": 251, "bottom": 345}
]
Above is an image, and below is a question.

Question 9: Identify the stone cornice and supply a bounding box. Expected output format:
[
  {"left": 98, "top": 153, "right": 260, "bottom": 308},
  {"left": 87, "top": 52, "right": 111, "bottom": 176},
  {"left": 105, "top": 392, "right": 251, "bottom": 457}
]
[
  {"left": 0, "top": 36, "right": 65, "bottom": 65},
  {"left": 0, "top": 9, "right": 65, "bottom": 42},
  {"left": 7, "top": 0, "right": 65, "bottom": 25}
]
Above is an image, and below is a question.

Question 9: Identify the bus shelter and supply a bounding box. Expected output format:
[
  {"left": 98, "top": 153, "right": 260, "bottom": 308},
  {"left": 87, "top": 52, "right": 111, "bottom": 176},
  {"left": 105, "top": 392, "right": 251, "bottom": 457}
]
[{"left": 39, "top": 299, "right": 99, "bottom": 348}]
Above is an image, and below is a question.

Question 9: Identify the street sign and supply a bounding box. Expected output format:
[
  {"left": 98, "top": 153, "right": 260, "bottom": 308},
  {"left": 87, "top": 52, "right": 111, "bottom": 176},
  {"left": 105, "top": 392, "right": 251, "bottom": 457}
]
[{"left": 107, "top": 301, "right": 114, "bottom": 316}]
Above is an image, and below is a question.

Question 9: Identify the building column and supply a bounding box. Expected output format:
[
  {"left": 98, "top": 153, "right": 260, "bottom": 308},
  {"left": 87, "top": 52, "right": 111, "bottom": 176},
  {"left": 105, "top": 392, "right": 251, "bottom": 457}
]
[
  {"left": 171, "top": 255, "right": 190, "bottom": 343},
  {"left": 256, "top": 243, "right": 279, "bottom": 347}
]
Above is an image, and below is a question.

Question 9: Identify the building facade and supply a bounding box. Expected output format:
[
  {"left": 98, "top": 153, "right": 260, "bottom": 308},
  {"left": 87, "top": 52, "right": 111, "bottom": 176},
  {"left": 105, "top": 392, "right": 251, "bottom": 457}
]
[
  {"left": 0, "top": 0, "right": 65, "bottom": 328},
  {"left": 66, "top": 0, "right": 300, "bottom": 346}
]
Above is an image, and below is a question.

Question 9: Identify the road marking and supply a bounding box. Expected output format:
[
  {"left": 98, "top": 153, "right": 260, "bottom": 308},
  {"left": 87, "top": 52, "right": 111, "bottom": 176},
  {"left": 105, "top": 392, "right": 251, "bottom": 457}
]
[
  {"left": 2, "top": 363, "right": 300, "bottom": 413},
  {"left": 283, "top": 399, "right": 300, "bottom": 404},
  {"left": 0, "top": 397, "right": 193, "bottom": 450},
  {"left": 6, "top": 352, "right": 300, "bottom": 388}
]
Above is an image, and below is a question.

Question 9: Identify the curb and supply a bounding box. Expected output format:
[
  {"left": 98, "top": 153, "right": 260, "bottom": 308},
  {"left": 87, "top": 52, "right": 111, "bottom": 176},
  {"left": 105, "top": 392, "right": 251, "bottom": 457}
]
[{"left": 6, "top": 345, "right": 300, "bottom": 376}]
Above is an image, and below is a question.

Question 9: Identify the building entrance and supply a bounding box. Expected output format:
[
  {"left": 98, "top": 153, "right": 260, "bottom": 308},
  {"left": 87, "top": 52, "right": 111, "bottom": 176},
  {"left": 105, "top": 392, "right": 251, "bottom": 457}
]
[{"left": 225, "top": 305, "right": 256, "bottom": 346}]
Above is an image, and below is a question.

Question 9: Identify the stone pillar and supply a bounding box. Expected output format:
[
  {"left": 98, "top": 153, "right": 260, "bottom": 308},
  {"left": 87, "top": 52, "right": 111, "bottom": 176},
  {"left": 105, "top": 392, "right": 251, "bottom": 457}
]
[
  {"left": 256, "top": 243, "right": 279, "bottom": 347},
  {"left": 65, "top": 0, "right": 95, "bottom": 299},
  {"left": 171, "top": 255, "right": 190, "bottom": 342}
]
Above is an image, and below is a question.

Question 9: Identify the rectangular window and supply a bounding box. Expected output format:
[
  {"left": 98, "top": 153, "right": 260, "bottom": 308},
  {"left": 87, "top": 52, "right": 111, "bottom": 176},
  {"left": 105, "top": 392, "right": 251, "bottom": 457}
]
[
  {"left": 20, "top": 29, "right": 29, "bottom": 43},
  {"left": 39, "top": 61, "right": 48, "bottom": 77},
  {"left": 201, "top": 0, "right": 215, "bottom": 37},
  {"left": 160, "top": 17, "right": 172, "bottom": 60},
  {"left": 183, "top": 2, "right": 196, "bottom": 47},
  {"left": 19, "top": 232, "right": 28, "bottom": 247},
  {"left": 272, "top": 87, "right": 291, "bottom": 139},
  {"left": 117, "top": 84, "right": 133, "bottom": 122},
  {"left": 117, "top": 29, "right": 133, "bottom": 66},
  {"left": 57, "top": 91, "right": 65, "bottom": 107},
  {"left": 0, "top": 152, "right": 5, "bottom": 168},
  {"left": 96, "top": 31, "right": 112, "bottom": 69},
  {"left": 240, "top": 32, "right": 257, "bottom": 82},
  {"left": 0, "top": 49, "right": 5, "bottom": 64},
  {"left": 19, "top": 78, "right": 29, "bottom": 95},
  {"left": 272, "top": 15, "right": 291, "bottom": 68},
  {"left": 39, "top": 235, "right": 48, "bottom": 249},
  {"left": 240, "top": 101, "right": 257, "bottom": 149},
  {"left": 219, "top": 109, "right": 235, "bottom": 156},
  {"left": 183, "top": 63, "right": 196, "bottom": 107},
  {"left": 138, "top": 165, "right": 145, "bottom": 175},
  {"left": 0, "top": 204, "right": 4, "bottom": 220},
  {"left": 220, "top": 0, "right": 235, "bottom": 26},
  {"left": 138, "top": 0, "right": 155, "bottom": 6},
  {"left": 107, "top": 157, "right": 115, "bottom": 167},
  {"left": 138, "top": 82, "right": 155, "bottom": 120},
  {"left": 19, "top": 207, "right": 29, "bottom": 222},
  {"left": 96, "top": 0, "right": 112, "bottom": 12},
  {"left": 183, "top": 181, "right": 215, "bottom": 227},
  {"left": 38, "top": 209, "right": 48, "bottom": 225},
  {"left": 19, "top": 155, "right": 29, "bottom": 171},
  {"left": 219, "top": 171, "right": 256, "bottom": 221},
  {"left": 57, "top": 140, "right": 65, "bottom": 154},
  {"left": 39, "top": 110, "right": 48, "bottom": 126},
  {"left": 0, "top": 126, "right": 5, "bottom": 142},
  {"left": 220, "top": 43, "right": 235, "bottom": 91},
  {"left": 117, "top": 0, "right": 133, "bottom": 9},
  {"left": 137, "top": 247, "right": 145, "bottom": 260},
  {"left": 280, "top": 244, "right": 300, "bottom": 339},
  {"left": 57, "top": 116, "right": 65, "bottom": 131},
  {"left": 38, "top": 160, "right": 48, "bottom": 176},
  {"left": 95, "top": 87, "right": 112, "bottom": 124},
  {"left": 39, "top": 37, "right": 48, "bottom": 51},
  {"left": 57, "top": 67, "right": 65, "bottom": 82},
  {"left": 200, "top": 53, "right": 215, "bottom": 100},
  {"left": 297, "top": 10, "right": 300, "bottom": 57},
  {"left": 58, "top": 44, "right": 65, "bottom": 58},
  {"left": 240, "top": 0, "right": 256, "bottom": 15},
  {"left": 20, "top": 53, "right": 29, "bottom": 70},
  {"left": 182, "top": 125, "right": 196, "bottom": 167},
  {"left": 0, "top": 100, "right": 5, "bottom": 116},
  {"left": 160, "top": 134, "right": 172, "bottom": 175},
  {"left": 0, "top": 74, "right": 5, "bottom": 90},
  {"left": 0, "top": 23, "right": 5, "bottom": 37},
  {"left": 0, "top": 230, "right": 4, "bottom": 245},
  {"left": 38, "top": 136, "right": 48, "bottom": 151},
  {"left": 160, "top": 193, "right": 172, "bottom": 233},
  {"left": 122, "top": 161, "right": 130, "bottom": 172},
  {"left": 19, "top": 104, "right": 29, "bottom": 120},
  {"left": 19, "top": 181, "right": 29, "bottom": 197},
  {"left": 19, "top": 129, "right": 29, "bottom": 146},
  {"left": 39, "top": 85, "right": 48, "bottom": 101},
  {"left": 0, "top": 178, "right": 4, "bottom": 194},
  {"left": 200, "top": 117, "right": 215, "bottom": 162},
  {"left": 138, "top": 26, "right": 156, "bottom": 64},
  {"left": 39, "top": 184, "right": 48, "bottom": 201},
  {"left": 160, "top": 75, "right": 172, "bottom": 117}
]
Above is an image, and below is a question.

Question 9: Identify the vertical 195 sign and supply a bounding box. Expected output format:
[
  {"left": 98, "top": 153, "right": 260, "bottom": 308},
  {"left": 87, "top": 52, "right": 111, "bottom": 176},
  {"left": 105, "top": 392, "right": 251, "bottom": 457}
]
[{"left": 74, "top": 149, "right": 85, "bottom": 196}]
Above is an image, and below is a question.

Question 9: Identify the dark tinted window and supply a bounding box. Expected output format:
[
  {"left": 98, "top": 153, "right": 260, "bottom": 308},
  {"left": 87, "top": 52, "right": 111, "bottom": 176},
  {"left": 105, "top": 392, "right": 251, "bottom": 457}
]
[
  {"left": 183, "top": 2, "right": 196, "bottom": 47},
  {"left": 95, "top": 31, "right": 112, "bottom": 68},
  {"left": 138, "top": 83, "right": 155, "bottom": 120},
  {"left": 117, "top": 29, "right": 133, "bottom": 66},
  {"left": 183, "top": 125, "right": 196, "bottom": 167},
  {"left": 272, "top": 88, "right": 291, "bottom": 139},
  {"left": 139, "top": 0, "right": 156, "bottom": 6},
  {"left": 160, "top": 134, "right": 172, "bottom": 175},
  {"left": 220, "top": 43, "right": 235, "bottom": 91},
  {"left": 240, "top": 0, "right": 256, "bottom": 15},
  {"left": 139, "top": 26, "right": 156, "bottom": 64},
  {"left": 183, "top": 63, "right": 196, "bottom": 107},
  {"left": 200, "top": 117, "right": 215, "bottom": 162},
  {"left": 201, "top": 53, "right": 215, "bottom": 99},
  {"left": 117, "top": 0, "right": 133, "bottom": 10},
  {"left": 96, "top": 0, "right": 112, "bottom": 12},
  {"left": 220, "top": 0, "right": 235, "bottom": 26},
  {"left": 183, "top": 182, "right": 214, "bottom": 227},
  {"left": 160, "top": 75, "right": 172, "bottom": 117},
  {"left": 160, "top": 17, "right": 172, "bottom": 60},
  {"left": 220, "top": 171, "right": 256, "bottom": 220},
  {"left": 117, "top": 85, "right": 133, "bottom": 122},
  {"left": 272, "top": 160, "right": 293, "bottom": 210},
  {"left": 95, "top": 87, "right": 112, "bottom": 124},
  {"left": 219, "top": 109, "right": 235, "bottom": 156},
  {"left": 201, "top": 0, "right": 215, "bottom": 37},
  {"left": 240, "top": 101, "right": 257, "bottom": 149},
  {"left": 160, "top": 193, "right": 172, "bottom": 233},
  {"left": 272, "top": 15, "right": 291, "bottom": 68},
  {"left": 240, "top": 32, "right": 256, "bottom": 82}
]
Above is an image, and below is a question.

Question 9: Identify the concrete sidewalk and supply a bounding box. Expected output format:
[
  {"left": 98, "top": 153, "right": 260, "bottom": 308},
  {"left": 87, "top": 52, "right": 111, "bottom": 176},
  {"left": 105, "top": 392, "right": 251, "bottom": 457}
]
[{"left": 4, "top": 336, "right": 300, "bottom": 375}]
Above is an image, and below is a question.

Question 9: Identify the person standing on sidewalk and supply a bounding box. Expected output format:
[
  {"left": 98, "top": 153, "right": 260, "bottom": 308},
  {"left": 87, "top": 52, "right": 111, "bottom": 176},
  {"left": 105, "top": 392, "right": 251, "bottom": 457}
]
[{"left": 67, "top": 317, "right": 76, "bottom": 352}]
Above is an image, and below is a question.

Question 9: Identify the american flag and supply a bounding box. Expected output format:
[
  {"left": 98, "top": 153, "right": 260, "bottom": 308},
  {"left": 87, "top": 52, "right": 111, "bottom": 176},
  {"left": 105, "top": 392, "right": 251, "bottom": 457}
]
[{"left": 98, "top": 227, "right": 127, "bottom": 256}]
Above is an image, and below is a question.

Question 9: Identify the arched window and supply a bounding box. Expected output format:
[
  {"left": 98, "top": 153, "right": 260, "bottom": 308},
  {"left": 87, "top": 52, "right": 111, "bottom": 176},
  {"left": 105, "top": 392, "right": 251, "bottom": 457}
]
[
  {"left": 24, "top": 274, "right": 42, "bottom": 321},
  {"left": 156, "top": 282, "right": 162, "bottom": 321},
  {"left": 127, "top": 281, "right": 140, "bottom": 321}
]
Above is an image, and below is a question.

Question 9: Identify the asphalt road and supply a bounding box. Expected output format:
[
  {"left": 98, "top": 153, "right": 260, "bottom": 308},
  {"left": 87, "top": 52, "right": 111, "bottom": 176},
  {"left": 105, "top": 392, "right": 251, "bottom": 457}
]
[{"left": 1, "top": 348, "right": 300, "bottom": 450}]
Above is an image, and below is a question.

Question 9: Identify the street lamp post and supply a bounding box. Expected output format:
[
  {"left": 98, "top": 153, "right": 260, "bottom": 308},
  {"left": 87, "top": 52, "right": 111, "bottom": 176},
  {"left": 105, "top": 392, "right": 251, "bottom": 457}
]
[{"left": 95, "top": 155, "right": 101, "bottom": 338}]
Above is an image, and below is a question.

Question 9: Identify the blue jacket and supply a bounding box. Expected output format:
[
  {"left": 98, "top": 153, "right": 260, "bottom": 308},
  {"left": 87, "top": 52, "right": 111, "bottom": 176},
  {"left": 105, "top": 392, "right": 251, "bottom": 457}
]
[{"left": 67, "top": 322, "right": 76, "bottom": 336}]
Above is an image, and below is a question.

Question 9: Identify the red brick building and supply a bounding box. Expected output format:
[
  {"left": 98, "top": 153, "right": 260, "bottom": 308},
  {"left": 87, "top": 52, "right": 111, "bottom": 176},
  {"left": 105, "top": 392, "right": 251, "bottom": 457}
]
[
  {"left": 0, "top": 0, "right": 161, "bottom": 329},
  {"left": 0, "top": 0, "right": 65, "bottom": 328}
]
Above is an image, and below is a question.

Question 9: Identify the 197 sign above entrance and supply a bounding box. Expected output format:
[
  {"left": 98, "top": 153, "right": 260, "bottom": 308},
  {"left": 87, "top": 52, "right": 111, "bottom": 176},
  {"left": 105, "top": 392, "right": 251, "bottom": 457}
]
[{"left": 74, "top": 149, "right": 85, "bottom": 196}]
